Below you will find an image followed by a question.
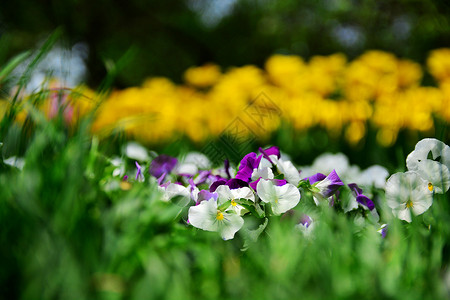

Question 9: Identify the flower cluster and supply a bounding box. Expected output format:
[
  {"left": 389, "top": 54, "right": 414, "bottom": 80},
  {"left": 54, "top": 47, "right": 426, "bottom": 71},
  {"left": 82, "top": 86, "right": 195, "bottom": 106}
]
[
  {"left": 385, "top": 138, "right": 450, "bottom": 222},
  {"left": 102, "top": 143, "right": 394, "bottom": 241}
]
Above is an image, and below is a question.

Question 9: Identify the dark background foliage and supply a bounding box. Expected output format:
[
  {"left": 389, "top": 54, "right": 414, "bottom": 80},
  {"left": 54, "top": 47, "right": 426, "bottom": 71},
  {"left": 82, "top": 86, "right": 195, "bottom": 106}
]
[{"left": 1, "top": 0, "right": 450, "bottom": 87}]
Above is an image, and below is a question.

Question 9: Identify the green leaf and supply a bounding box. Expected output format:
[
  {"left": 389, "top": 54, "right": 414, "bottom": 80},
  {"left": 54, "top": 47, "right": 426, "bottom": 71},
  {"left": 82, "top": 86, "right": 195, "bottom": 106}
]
[
  {"left": 241, "top": 218, "right": 269, "bottom": 251},
  {"left": 217, "top": 199, "right": 231, "bottom": 211},
  {"left": 236, "top": 198, "right": 265, "bottom": 218},
  {"left": 274, "top": 173, "right": 285, "bottom": 180},
  {"left": 0, "top": 51, "right": 30, "bottom": 83}
]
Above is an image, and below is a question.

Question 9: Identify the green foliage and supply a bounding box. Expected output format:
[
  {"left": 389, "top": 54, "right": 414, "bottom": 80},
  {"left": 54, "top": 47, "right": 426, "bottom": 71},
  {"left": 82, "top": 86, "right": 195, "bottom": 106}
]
[
  {"left": 1, "top": 90, "right": 450, "bottom": 300},
  {"left": 1, "top": 31, "right": 450, "bottom": 300}
]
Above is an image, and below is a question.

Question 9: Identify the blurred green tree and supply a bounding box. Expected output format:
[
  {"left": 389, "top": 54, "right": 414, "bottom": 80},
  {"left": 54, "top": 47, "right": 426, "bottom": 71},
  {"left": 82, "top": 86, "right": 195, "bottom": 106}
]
[{"left": 0, "top": 0, "right": 449, "bottom": 87}]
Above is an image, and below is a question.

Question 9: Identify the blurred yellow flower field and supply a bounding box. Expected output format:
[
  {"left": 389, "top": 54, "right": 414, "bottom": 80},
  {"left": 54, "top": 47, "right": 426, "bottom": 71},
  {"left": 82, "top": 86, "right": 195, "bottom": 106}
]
[{"left": 2, "top": 49, "right": 450, "bottom": 147}]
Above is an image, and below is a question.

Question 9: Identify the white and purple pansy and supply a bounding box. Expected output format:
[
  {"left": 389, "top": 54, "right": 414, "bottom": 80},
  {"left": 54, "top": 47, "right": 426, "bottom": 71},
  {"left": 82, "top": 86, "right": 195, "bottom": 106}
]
[
  {"left": 188, "top": 194, "right": 245, "bottom": 240},
  {"left": 135, "top": 161, "right": 145, "bottom": 182},
  {"left": 348, "top": 183, "right": 375, "bottom": 211},
  {"left": 215, "top": 185, "right": 255, "bottom": 216},
  {"left": 235, "top": 152, "right": 262, "bottom": 183},
  {"left": 256, "top": 178, "right": 301, "bottom": 215},
  {"left": 304, "top": 170, "right": 344, "bottom": 205}
]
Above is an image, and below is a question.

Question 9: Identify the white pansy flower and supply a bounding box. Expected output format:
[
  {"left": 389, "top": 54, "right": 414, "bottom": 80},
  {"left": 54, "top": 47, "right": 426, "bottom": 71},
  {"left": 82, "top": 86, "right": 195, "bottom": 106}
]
[
  {"left": 215, "top": 185, "right": 255, "bottom": 216},
  {"left": 256, "top": 179, "right": 301, "bottom": 215},
  {"left": 300, "top": 152, "right": 350, "bottom": 179},
  {"left": 251, "top": 166, "right": 274, "bottom": 181},
  {"left": 385, "top": 171, "right": 433, "bottom": 222},
  {"left": 159, "top": 183, "right": 192, "bottom": 207},
  {"left": 3, "top": 156, "right": 25, "bottom": 170},
  {"left": 273, "top": 157, "right": 301, "bottom": 186},
  {"left": 358, "top": 165, "right": 390, "bottom": 189},
  {"left": 183, "top": 152, "right": 211, "bottom": 169},
  {"left": 188, "top": 198, "right": 244, "bottom": 240},
  {"left": 124, "top": 142, "right": 150, "bottom": 161},
  {"left": 406, "top": 138, "right": 450, "bottom": 193},
  {"left": 407, "top": 138, "right": 450, "bottom": 170},
  {"left": 175, "top": 152, "right": 212, "bottom": 176},
  {"left": 110, "top": 157, "right": 126, "bottom": 177}
]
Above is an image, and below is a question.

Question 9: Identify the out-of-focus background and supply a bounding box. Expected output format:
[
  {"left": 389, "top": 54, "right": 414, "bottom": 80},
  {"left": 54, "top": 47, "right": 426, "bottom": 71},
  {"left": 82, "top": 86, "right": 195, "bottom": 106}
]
[
  {"left": 1, "top": 0, "right": 449, "bottom": 168},
  {"left": 1, "top": 0, "right": 450, "bottom": 86},
  {"left": 2, "top": 3, "right": 450, "bottom": 300}
]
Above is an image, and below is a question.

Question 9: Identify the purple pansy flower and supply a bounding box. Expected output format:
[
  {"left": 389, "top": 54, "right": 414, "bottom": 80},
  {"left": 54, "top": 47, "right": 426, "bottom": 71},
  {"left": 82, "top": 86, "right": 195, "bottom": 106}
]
[
  {"left": 258, "top": 146, "right": 280, "bottom": 164},
  {"left": 135, "top": 161, "right": 144, "bottom": 182},
  {"left": 210, "top": 179, "right": 227, "bottom": 192},
  {"left": 196, "top": 190, "right": 218, "bottom": 205},
  {"left": 149, "top": 154, "right": 178, "bottom": 178},
  {"left": 209, "top": 178, "right": 249, "bottom": 192},
  {"left": 348, "top": 183, "right": 375, "bottom": 211},
  {"left": 304, "top": 173, "right": 327, "bottom": 185},
  {"left": 235, "top": 152, "right": 262, "bottom": 182},
  {"left": 299, "top": 214, "right": 313, "bottom": 228},
  {"left": 378, "top": 224, "right": 387, "bottom": 238},
  {"left": 305, "top": 170, "right": 344, "bottom": 205}
]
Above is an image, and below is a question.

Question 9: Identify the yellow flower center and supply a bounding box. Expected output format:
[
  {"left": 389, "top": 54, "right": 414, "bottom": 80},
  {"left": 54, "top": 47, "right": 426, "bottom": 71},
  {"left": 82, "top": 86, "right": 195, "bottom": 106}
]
[
  {"left": 428, "top": 182, "right": 433, "bottom": 192},
  {"left": 216, "top": 211, "right": 224, "bottom": 221},
  {"left": 231, "top": 199, "right": 237, "bottom": 206},
  {"left": 120, "top": 181, "right": 132, "bottom": 191},
  {"left": 406, "top": 200, "right": 414, "bottom": 209}
]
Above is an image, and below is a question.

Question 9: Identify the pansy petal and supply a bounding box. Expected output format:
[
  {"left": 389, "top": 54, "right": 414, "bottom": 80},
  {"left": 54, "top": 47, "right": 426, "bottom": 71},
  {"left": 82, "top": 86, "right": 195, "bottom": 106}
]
[
  {"left": 219, "top": 212, "right": 244, "bottom": 240},
  {"left": 304, "top": 173, "right": 327, "bottom": 185},
  {"left": 125, "top": 142, "right": 149, "bottom": 161},
  {"left": 233, "top": 187, "right": 255, "bottom": 202},
  {"left": 406, "top": 138, "right": 450, "bottom": 171},
  {"left": 394, "top": 206, "right": 412, "bottom": 223},
  {"left": 210, "top": 180, "right": 227, "bottom": 192},
  {"left": 273, "top": 157, "right": 301, "bottom": 186},
  {"left": 256, "top": 179, "right": 276, "bottom": 203},
  {"left": 413, "top": 160, "right": 450, "bottom": 193},
  {"left": 215, "top": 185, "right": 235, "bottom": 204},
  {"left": 188, "top": 199, "right": 219, "bottom": 231},
  {"left": 273, "top": 183, "right": 301, "bottom": 215}
]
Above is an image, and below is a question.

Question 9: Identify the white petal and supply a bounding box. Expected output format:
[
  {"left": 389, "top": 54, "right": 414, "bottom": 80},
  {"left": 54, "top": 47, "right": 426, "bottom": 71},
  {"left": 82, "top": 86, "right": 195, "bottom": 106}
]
[
  {"left": 256, "top": 179, "right": 276, "bottom": 203},
  {"left": 232, "top": 187, "right": 255, "bottom": 202},
  {"left": 272, "top": 183, "right": 301, "bottom": 215},
  {"left": 251, "top": 167, "right": 274, "bottom": 181},
  {"left": 311, "top": 152, "right": 349, "bottom": 178},
  {"left": 411, "top": 198, "right": 433, "bottom": 216},
  {"left": 274, "top": 157, "right": 301, "bottom": 186},
  {"left": 359, "top": 165, "right": 389, "bottom": 189},
  {"left": 385, "top": 172, "right": 414, "bottom": 209},
  {"left": 394, "top": 206, "right": 412, "bottom": 223},
  {"left": 164, "top": 183, "right": 191, "bottom": 206},
  {"left": 183, "top": 152, "right": 211, "bottom": 169},
  {"left": 218, "top": 212, "right": 244, "bottom": 240},
  {"left": 4, "top": 156, "right": 25, "bottom": 170},
  {"left": 125, "top": 142, "right": 149, "bottom": 161},
  {"left": 215, "top": 185, "right": 234, "bottom": 204},
  {"left": 176, "top": 163, "right": 198, "bottom": 176},
  {"left": 406, "top": 138, "right": 450, "bottom": 171},
  {"left": 413, "top": 160, "right": 450, "bottom": 193},
  {"left": 344, "top": 196, "right": 359, "bottom": 213},
  {"left": 188, "top": 199, "right": 219, "bottom": 232}
]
